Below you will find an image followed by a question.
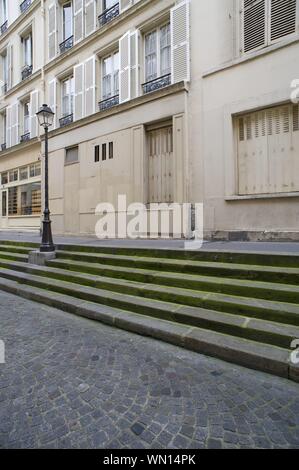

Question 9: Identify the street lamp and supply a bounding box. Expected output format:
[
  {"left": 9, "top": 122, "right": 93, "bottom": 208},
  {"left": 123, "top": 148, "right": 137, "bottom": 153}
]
[{"left": 36, "top": 104, "right": 55, "bottom": 253}]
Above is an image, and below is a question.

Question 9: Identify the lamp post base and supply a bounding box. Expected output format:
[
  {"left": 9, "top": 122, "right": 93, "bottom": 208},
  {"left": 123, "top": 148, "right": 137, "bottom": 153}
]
[{"left": 28, "top": 250, "right": 56, "bottom": 266}]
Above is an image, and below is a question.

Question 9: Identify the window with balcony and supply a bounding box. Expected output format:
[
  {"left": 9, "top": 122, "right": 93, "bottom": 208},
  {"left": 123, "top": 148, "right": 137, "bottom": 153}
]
[
  {"left": 21, "top": 100, "right": 30, "bottom": 143},
  {"left": 143, "top": 23, "right": 171, "bottom": 94},
  {"left": 60, "top": 2, "right": 73, "bottom": 54},
  {"left": 20, "top": 0, "right": 32, "bottom": 15},
  {"left": 0, "top": 0, "right": 8, "bottom": 34},
  {"left": 99, "top": 51, "right": 120, "bottom": 111},
  {"left": 1, "top": 50, "right": 8, "bottom": 94},
  {"left": 99, "top": 0, "right": 120, "bottom": 28},
  {"left": 22, "top": 32, "right": 33, "bottom": 80},
  {"left": 60, "top": 76, "right": 74, "bottom": 127}
]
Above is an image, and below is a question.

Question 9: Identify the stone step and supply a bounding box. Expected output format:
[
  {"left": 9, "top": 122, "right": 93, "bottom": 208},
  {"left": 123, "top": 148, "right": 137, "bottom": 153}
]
[
  {"left": 48, "top": 257, "right": 299, "bottom": 304},
  {"left": 0, "top": 261, "right": 299, "bottom": 349},
  {"left": 0, "top": 275, "right": 295, "bottom": 382}
]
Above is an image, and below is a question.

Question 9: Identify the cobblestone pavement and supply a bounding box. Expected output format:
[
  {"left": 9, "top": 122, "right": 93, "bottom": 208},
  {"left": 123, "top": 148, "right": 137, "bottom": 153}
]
[{"left": 0, "top": 291, "right": 299, "bottom": 449}]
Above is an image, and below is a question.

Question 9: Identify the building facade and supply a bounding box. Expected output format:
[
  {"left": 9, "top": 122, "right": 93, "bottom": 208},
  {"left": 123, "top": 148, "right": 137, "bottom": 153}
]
[{"left": 0, "top": 0, "right": 299, "bottom": 240}]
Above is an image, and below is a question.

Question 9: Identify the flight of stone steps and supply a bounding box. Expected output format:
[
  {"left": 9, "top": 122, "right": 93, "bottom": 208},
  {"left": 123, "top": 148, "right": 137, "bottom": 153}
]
[{"left": 0, "top": 240, "right": 298, "bottom": 382}]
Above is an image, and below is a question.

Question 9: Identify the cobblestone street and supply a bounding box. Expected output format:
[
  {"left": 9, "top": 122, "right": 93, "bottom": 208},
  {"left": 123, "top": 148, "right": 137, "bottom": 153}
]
[{"left": 0, "top": 291, "right": 299, "bottom": 449}]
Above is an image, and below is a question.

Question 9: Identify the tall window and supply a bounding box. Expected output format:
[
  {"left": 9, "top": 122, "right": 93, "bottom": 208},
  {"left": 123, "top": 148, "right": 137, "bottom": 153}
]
[
  {"left": 145, "top": 23, "right": 171, "bottom": 82},
  {"left": 102, "top": 52, "right": 119, "bottom": 100},
  {"left": 62, "top": 76, "right": 74, "bottom": 117},
  {"left": 243, "top": 0, "right": 297, "bottom": 53},
  {"left": 23, "top": 100, "right": 30, "bottom": 136},
  {"left": 63, "top": 2, "right": 72, "bottom": 40},
  {"left": 2, "top": 111, "right": 6, "bottom": 145},
  {"left": 1, "top": 0, "right": 7, "bottom": 24},
  {"left": 23, "top": 33, "right": 32, "bottom": 66},
  {"left": 2, "top": 50, "right": 7, "bottom": 88},
  {"left": 103, "top": 0, "right": 117, "bottom": 10}
]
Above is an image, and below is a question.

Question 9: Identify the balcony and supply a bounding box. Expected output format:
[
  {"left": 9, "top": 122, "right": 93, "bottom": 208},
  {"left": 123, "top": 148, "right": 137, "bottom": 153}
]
[
  {"left": 1, "top": 20, "right": 8, "bottom": 35},
  {"left": 98, "top": 2, "right": 120, "bottom": 28},
  {"left": 2, "top": 83, "right": 7, "bottom": 95},
  {"left": 59, "top": 114, "right": 73, "bottom": 128},
  {"left": 20, "top": 133, "right": 30, "bottom": 143},
  {"left": 142, "top": 74, "right": 172, "bottom": 95},
  {"left": 99, "top": 95, "right": 119, "bottom": 112},
  {"left": 59, "top": 36, "right": 74, "bottom": 55},
  {"left": 20, "top": 0, "right": 32, "bottom": 14},
  {"left": 1, "top": 143, "right": 6, "bottom": 151},
  {"left": 21, "top": 64, "right": 33, "bottom": 81}
]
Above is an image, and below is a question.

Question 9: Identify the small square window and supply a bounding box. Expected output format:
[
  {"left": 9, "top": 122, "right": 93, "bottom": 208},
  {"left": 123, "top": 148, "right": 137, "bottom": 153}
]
[
  {"left": 9, "top": 169, "right": 18, "bottom": 182},
  {"left": 102, "top": 143, "right": 107, "bottom": 161},
  {"left": 94, "top": 145, "right": 100, "bottom": 163},
  {"left": 109, "top": 142, "right": 113, "bottom": 159},
  {"left": 65, "top": 146, "right": 79, "bottom": 165},
  {"left": 1, "top": 172, "right": 8, "bottom": 185},
  {"left": 20, "top": 166, "right": 28, "bottom": 180}
]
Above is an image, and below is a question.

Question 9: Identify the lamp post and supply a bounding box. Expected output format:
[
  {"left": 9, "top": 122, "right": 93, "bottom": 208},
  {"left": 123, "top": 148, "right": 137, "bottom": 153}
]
[{"left": 36, "top": 104, "right": 55, "bottom": 253}]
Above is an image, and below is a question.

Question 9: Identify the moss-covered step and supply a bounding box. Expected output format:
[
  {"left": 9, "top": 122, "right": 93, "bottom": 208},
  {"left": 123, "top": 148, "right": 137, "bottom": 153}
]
[
  {"left": 0, "top": 275, "right": 294, "bottom": 381},
  {"left": 48, "top": 257, "right": 299, "bottom": 304},
  {"left": 0, "top": 250, "right": 28, "bottom": 262}
]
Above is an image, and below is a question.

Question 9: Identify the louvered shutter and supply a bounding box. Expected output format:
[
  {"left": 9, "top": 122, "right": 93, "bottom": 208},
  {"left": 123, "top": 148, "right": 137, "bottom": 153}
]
[
  {"left": 7, "top": 45, "right": 13, "bottom": 90},
  {"left": 11, "top": 102, "right": 19, "bottom": 147},
  {"left": 130, "top": 30, "right": 140, "bottom": 100},
  {"left": 30, "top": 90, "right": 39, "bottom": 138},
  {"left": 243, "top": 0, "right": 267, "bottom": 53},
  {"left": 74, "top": 63, "right": 84, "bottom": 120},
  {"left": 170, "top": 0, "right": 190, "bottom": 84},
  {"left": 74, "top": 0, "right": 84, "bottom": 44},
  {"left": 84, "top": 56, "right": 96, "bottom": 116},
  {"left": 6, "top": 106, "right": 11, "bottom": 148},
  {"left": 85, "top": 0, "right": 96, "bottom": 36},
  {"left": 120, "top": 0, "right": 133, "bottom": 12},
  {"left": 270, "top": 0, "right": 297, "bottom": 42},
  {"left": 119, "top": 31, "right": 131, "bottom": 103},
  {"left": 48, "top": 79, "right": 57, "bottom": 129},
  {"left": 48, "top": 2, "right": 57, "bottom": 61}
]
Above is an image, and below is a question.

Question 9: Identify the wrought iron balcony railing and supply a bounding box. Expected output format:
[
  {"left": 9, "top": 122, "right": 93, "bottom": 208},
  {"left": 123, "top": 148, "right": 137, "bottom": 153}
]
[
  {"left": 20, "top": 0, "right": 32, "bottom": 14},
  {"left": 98, "top": 2, "right": 120, "bottom": 28},
  {"left": 21, "top": 64, "right": 33, "bottom": 81},
  {"left": 1, "top": 143, "right": 6, "bottom": 151},
  {"left": 142, "top": 74, "right": 172, "bottom": 95},
  {"left": 2, "top": 83, "right": 7, "bottom": 95},
  {"left": 59, "top": 36, "right": 74, "bottom": 54},
  {"left": 59, "top": 113, "right": 73, "bottom": 128},
  {"left": 20, "top": 133, "right": 30, "bottom": 143},
  {"left": 1, "top": 20, "right": 8, "bottom": 35},
  {"left": 99, "top": 95, "right": 119, "bottom": 112}
]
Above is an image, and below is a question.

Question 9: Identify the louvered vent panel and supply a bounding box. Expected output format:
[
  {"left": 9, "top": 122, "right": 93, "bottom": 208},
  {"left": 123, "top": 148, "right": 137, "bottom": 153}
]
[
  {"left": 244, "top": 0, "right": 266, "bottom": 52},
  {"left": 293, "top": 105, "right": 299, "bottom": 131},
  {"left": 239, "top": 118, "right": 245, "bottom": 141},
  {"left": 270, "top": 0, "right": 297, "bottom": 41}
]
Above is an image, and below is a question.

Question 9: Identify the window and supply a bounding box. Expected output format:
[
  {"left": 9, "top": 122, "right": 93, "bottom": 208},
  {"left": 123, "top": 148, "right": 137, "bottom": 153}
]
[
  {"left": 1, "top": 111, "right": 6, "bottom": 147},
  {"left": 23, "top": 100, "right": 30, "bottom": 136},
  {"left": 65, "top": 146, "right": 79, "bottom": 165},
  {"left": 23, "top": 33, "right": 32, "bottom": 67},
  {"left": 236, "top": 104, "right": 299, "bottom": 195},
  {"left": 2, "top": 191, "right": 7, "bottom": 217},
  {"left": 62, "top": 76, "right": 74, "bottom": 117},
  {"left": 8, "top": 182, "right": 41, "bottom": 216},
  {"left": 94, "top": 145, "right": 100, "bottom": 162},
  {"left": 102, "top": 143, "right": 107, "bottom": 161},
  {"left": 9, "top": 169, "right": 18, "bottom": 182},
  {"left": 102, "top": 52, "right": 119, "bottom": 100},
  {"left": 109, "top": 142, "right": 113, "bottom": 159},
  {"left": 103, "top": 0, "right": 117, "bottom": 9},
  {"left": 1, "top": 172, "right": 8, "bottom": 184},
  {"left": 29, "top": 162, "right": 41, "bottom": 178},
  {"left": 145, "top": 23, "right": 171, "bottom": 83},
  {"left": 20, "top": 166, "right": 28, "bottom": 181},
  {"left": 243, "top": 0, "right": 297, "bottom": 54},
  {"left": 1, "top": 50, "right": 8, "bottom": 90},
  {"left": 0, "top": 0, "right": 7, "bottom": 24},
  {"left": 63, "top": 2, "right": 73, "bottom": 41}
]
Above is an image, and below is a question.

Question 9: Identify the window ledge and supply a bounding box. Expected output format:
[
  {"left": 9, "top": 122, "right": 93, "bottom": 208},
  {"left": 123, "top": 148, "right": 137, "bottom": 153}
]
[
  {"left": 203, "top": 34, "right": 299, "bottom": 78},
  {"left": 0, "top": 136, "right": 39, "bottom": 157},
  {"left": 3, "top": 69, "right": 42, "bottom": 98},
  {"left": 225, "top": 192, "right": 299, "bottom": 202},
  {"left": 0, "top": 0, "right": 40, "bottom": 40}
]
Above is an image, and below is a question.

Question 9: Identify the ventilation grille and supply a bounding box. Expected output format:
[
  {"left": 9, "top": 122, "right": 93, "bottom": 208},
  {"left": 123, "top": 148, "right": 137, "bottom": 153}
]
[
  {"left": 294, "top": 104, "right": 299, "bottom": 131},
  {"left": 270, "top": 0, "right": 297, "bottom": 41},
  {"left": 244, "top": 0, "right": 266, "bottom": 52}
]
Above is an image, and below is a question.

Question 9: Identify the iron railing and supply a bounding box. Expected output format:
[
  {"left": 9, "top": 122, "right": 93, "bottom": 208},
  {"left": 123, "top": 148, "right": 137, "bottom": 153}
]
[
  {"left": 1, "top": 20, "right": 8, "bottom": 35},
  {"left": 20, "top": 133, "right": 31, "bottom": 143},
  {"left": 99, "top": 95, "right": 119, "bottom": 112},
  {"left": 20, "top": 0, "right": 32, "bottom": 14},
  {"left": 1, "top": 143, "right": 6, "bottom": 151},
  {"left": 98, "top": 3, "right": 120, "bottom": 28},
  {"left": 59, "top": 113, "right": 73, "bottom": 128},
  {"left": 59, "top": 36, "right": 74, "bottom": 54},
  {"left": 142, "top": 74, "right": 172, "bottom": 95},
  {"left": 21, "top": 64, "right": 33, "bottom": 81}
]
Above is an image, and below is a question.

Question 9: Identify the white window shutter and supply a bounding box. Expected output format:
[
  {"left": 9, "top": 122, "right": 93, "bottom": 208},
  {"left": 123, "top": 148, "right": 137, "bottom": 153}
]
[
  {"left": 74, "top": 63, "right": 85, "bottom": 121},
  {"left": 119, "top": 31, "right": 131, "bottom": 103},
  {"left": 84, "top": 56, "right": 96, "bottom": 117},
  {"left": 6, "top": 106, "right": 11, "bottom": 149},
  {"left": 74, "top": 0, "right": 84, "bottom": 44},
  {"left": 85, "top": 0, "right": 96, "bottom": 36},
  {"left": 270, "top": 0, "right": 297, "bottom": 42},
  {"left": 11, "top": 102, "right": 19, "bottom": 147},
  {"left": 30, "top": 90, "right": 39, "bottom": 138},
  {"left": 48, "top": 2, "right": 57, "bottom": 61},
  {"left": 7, "top": 45, "right": 13, "bottom": 90},
  {"left": 170, "top": 0, "right": 190, "bottom": 84},
  {"left": 243, "top": 0, "right": 267, "bottom": 53},
  {"left": 48, "top": 79, "right": 57, "bottom": 129},
  {"left": 130, "top": 30, "right": 140, "bottom": 100},
  {"left": 120, "top": 0, "right": 133, "bottom": 13}
]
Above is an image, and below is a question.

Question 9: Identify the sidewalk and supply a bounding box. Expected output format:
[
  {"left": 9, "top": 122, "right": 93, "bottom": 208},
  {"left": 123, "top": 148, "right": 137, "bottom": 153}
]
[{"left": 1, "top": 230, "right": 299, "bottom": 254}]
